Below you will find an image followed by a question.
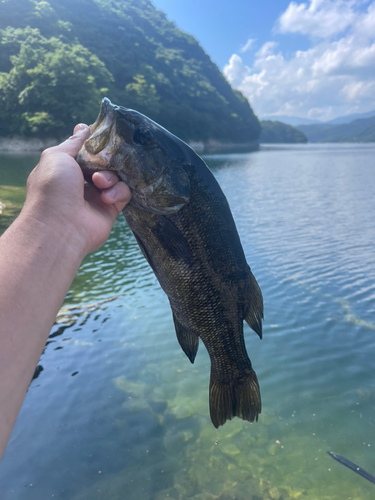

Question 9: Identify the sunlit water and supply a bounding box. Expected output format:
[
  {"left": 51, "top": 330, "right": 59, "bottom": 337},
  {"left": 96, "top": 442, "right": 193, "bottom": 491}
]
[{"left": 1, "top": 144, "right": 375, "bottom": 500}]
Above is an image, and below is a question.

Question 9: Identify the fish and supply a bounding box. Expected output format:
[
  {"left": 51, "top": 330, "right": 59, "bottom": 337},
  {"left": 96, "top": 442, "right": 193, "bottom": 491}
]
[{"left": 76, "top": 98, "right": 264, "bottom": 428}]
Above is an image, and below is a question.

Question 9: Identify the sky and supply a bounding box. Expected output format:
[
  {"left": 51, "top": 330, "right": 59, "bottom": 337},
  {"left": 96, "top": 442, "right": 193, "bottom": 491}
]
[{"left": 152, "top": 0, "right": 375, "bottom": 121}]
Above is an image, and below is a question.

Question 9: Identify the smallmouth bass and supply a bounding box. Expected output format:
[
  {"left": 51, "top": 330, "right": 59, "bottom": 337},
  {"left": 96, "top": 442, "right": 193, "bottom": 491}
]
[{"left": 77, "top": 98, "right": 264, "bottom": 427}]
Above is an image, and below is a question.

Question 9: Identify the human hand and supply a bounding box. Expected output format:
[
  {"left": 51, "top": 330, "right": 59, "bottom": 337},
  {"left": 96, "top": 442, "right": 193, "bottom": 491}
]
[{"left": 22, "top": 124, "right": 132, "bottom": 257}]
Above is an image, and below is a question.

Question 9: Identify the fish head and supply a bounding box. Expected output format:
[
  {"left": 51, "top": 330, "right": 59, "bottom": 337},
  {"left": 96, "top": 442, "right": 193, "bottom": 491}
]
[{"left": 77, "top": 98, "right": 191, "bottom": 215}]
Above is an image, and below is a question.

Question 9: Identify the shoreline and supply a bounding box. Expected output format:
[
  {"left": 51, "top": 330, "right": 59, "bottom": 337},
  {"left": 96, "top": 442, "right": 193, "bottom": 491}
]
[
  {"left": 1, "top": 136, "right": 373, "bottom": 154},
  {"left": 188, "top": 140, "right": 259, "bottom": 154},
  {"left": 0, "top": 135, "right": 259, "bottom": 154},
  {"left": 0, "top": 136, "right": 59, "bottom": 153}
]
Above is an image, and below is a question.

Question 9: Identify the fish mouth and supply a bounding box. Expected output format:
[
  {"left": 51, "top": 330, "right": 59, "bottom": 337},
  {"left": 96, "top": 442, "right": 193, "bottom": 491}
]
[{"left": 76, "top": 98, "right": 120, "bottom": 173}]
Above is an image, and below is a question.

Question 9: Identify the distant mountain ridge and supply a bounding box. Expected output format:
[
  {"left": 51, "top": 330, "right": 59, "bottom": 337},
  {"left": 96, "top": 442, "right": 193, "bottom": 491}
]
[
  {"left": 261, "top": 109, "right": 375, "bottom": 127},
  {"left": 325, "top": 110, "right": 375, "bottom": 125},
  {"left": 296, "top": 115, "right": 375, "bottom": 143}
]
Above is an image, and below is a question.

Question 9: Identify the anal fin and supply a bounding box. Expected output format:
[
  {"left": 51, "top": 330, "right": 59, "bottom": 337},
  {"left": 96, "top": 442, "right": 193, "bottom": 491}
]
[
  {"left": 244, "top": 270, "right": 264, "bottom": 339},
  {"left": 173, "top": 313, "right": 199, "bottom": 364}
]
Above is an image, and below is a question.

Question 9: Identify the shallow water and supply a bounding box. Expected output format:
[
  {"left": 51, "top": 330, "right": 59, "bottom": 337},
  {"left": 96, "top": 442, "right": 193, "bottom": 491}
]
[{"left": 1, "top": 144, "right": 375, "bottom": 500}]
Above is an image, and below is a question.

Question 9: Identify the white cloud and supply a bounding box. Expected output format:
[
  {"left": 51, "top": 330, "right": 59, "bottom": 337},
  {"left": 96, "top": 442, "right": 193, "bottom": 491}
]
[
  {"left": 240, "top": 38, "right": 256, "bottom": 53},
  {"left": 360, "top": 2, "right": 375, "bottom": 35},
  {"left": 278, "top": 0, "right": 360, "bottom": 38},
  {"left": 224, "top": 0, "right": 375, "bottom": 120},
  {"left": 223, "top": 54, "right": 250, "bottom": 88},
  {"left": 255, "top": 41, "right": 278, "bottom": 57},
  {"left": 342, "top": 80, "right": 375, "bottom": 99}
]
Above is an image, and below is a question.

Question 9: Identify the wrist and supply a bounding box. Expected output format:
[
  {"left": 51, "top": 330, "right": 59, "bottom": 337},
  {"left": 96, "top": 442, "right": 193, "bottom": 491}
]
[{"left": 16, "top": 208, "right": 88, "bottom": 264}]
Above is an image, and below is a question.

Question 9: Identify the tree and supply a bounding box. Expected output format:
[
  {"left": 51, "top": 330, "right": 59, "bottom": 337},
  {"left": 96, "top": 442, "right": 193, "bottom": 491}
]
[
  {"left": 0, "top": 0, "right": 261, "bottom": 143},
  {"left": 0, "top": 27, "right": 113, "bottom": 136},
  {"left": 124, "top": 73, "right": 161, "bottom": 115}
]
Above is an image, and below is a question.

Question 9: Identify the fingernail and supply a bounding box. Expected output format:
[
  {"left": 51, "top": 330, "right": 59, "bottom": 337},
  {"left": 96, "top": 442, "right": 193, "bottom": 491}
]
[
  {"left": 106, "top": 186, "right": 116, "bottom": 200},
  {"left": 74, "top": 124, "right": 89, "bottom": 135},
  {"left": 103, "top": 171, "right": 113, "bottom": 182}
]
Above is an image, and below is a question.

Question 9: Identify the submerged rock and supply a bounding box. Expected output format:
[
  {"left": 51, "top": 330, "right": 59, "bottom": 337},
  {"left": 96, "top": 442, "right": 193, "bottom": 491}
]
[
  {"left": 166, "top": 395, "right": 207, "bottom": 420},
  {"left": 218, "top": 418, "right": 244, "bottom": 440},
  {"left": 268, "top": 486, "right": 281, "bottom": 500},
  {"left": 121, "top": 397, "right": 150, "bottom": 412},
  {"left": 219, "top": 442, "right": 241, "bottom": 457},
  {"left": 190, "top": 494, "right": 218, "bottom": 500},
  {"left": 113, "top": 375, "right": 146, "bottom": 398},
  {"left": 154, "top": 488, "right": 178, "bottom": 500}
]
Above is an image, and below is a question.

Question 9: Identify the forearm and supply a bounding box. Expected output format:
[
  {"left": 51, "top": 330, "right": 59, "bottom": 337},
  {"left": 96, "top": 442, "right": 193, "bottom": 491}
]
[
  {"left": 0, "top": 124, "right": 131, "bottom": 461},
  {"left": 0, "top": 213, "right": 85, "bottom": 459}
]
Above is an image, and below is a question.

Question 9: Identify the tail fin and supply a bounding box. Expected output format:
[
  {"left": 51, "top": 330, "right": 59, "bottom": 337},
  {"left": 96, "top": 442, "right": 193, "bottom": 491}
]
[{"left": 209, "top": 368, "right": 261, "bottom": 428}]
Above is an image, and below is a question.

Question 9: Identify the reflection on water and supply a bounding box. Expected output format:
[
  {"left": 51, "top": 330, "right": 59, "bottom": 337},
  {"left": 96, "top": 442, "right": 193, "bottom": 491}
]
[
  {"left": 0, "top": 153, "right": 39, "bottom": 233},
  {"left": 1, "top": 144, "right": 375, "bottom": 499}
]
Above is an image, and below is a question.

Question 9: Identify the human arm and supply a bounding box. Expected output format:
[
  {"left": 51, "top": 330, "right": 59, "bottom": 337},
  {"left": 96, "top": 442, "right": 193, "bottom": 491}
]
[{"left": 0, "top": 124, "right": 131, "bottom": 460}]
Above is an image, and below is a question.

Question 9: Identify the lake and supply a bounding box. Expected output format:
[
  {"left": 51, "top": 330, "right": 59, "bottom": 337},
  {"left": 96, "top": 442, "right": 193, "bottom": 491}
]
[{"left": 0, "top": 144, "right": 375, "bottom": 500}]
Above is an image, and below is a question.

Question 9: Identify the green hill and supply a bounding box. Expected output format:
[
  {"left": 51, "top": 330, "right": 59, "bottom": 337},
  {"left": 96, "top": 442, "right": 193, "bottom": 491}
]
[
  {"left": 260, "top": 121, "right": 307, "bottom": 143},
  {"left": 297, "top": 116, "right": 375, "bottom": 143},
  {"left": 0, "top": 0, "right": 260, "bottom": 145}
]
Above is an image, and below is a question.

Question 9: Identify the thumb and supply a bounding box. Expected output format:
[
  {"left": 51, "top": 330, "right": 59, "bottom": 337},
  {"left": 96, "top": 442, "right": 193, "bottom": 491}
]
[{"left": 54, "top": 123, "right": 91, "bottom": 158}]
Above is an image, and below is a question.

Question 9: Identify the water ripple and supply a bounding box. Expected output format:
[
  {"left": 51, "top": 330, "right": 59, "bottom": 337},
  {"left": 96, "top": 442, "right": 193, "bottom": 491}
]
[{"left": 2, "top": 145, "right": 375, "bottom": 500}]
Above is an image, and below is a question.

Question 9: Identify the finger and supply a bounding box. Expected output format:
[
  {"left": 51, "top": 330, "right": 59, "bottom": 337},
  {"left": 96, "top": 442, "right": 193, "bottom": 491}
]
[
  {"left": 92, "top": 171, "right": 119, "bottom": 189},
  {"left": 73, "top": 123, "right": 89, "bottom": 136},
  {"left": 84, "top": 183, "right": 128, "bottom": 222},
  {"left": 84, "top": 183, "right": 107, "bottom": 208},
  {"left": 53, "top": 124, "right": 91, "bottom": 158},
  {"left": 100, "top": 182, "right": 132, "bottom": 212}
]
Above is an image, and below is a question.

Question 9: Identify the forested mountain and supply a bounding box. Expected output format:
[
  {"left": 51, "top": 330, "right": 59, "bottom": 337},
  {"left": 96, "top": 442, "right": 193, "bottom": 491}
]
[
  {"left": 0, "top": 0, "right": 260, "bottom": 144},
  {"left": 260, "top": 121, "right": 307, "bottom": 144},
  {"left": 297, "top": 116, "right": 375, "bottom": 143}
]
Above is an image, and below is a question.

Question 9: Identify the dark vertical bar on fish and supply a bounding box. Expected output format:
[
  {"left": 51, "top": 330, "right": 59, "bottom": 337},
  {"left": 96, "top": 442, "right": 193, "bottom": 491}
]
[{"left": 327, "top": 451, "right": 375, "bottom": 485}]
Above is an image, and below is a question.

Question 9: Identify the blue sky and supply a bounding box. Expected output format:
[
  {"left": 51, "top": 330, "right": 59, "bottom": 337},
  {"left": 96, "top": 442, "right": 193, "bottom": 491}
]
[
  {"left": 153, "top": 0, "right": 375, "bottom": 121},
  {"left": 153, "top": 0, "right": 308, "bottom": 68}
]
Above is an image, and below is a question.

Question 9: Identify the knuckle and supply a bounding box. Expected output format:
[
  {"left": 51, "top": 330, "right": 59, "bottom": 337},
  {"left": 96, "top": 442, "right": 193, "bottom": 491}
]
[
  {"left": 40, "top": 147, "right": 54, "bottom": 161},
  {"left": 26, "top": 168, "right": 36, "bottom": 191},
  {"left": 27, "top": 157, "right": 56, "bottom": 195}
]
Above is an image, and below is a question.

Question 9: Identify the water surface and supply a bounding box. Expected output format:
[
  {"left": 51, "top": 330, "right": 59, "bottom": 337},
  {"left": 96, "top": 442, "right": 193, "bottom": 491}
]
[{"left": 1, "top": 144, "right": 375, "bottom": 499}]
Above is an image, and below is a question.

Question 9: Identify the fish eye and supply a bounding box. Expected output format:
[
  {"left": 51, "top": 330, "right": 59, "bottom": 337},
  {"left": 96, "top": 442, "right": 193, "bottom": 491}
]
[{"left": 133, "top": 127, "right": 154, "bottom": 146}]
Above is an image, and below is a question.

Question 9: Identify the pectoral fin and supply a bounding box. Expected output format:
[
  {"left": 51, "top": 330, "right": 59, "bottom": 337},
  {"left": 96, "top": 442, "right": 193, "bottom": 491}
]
[
  {"left": 153, "top": 215, "right": 193, "bottom": 266},
  {"left": 244, "top": 270, "right": 263, "bottom": 339},
  {"left": 173, "top": 313, "right": 199, "bottom": 364}
]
